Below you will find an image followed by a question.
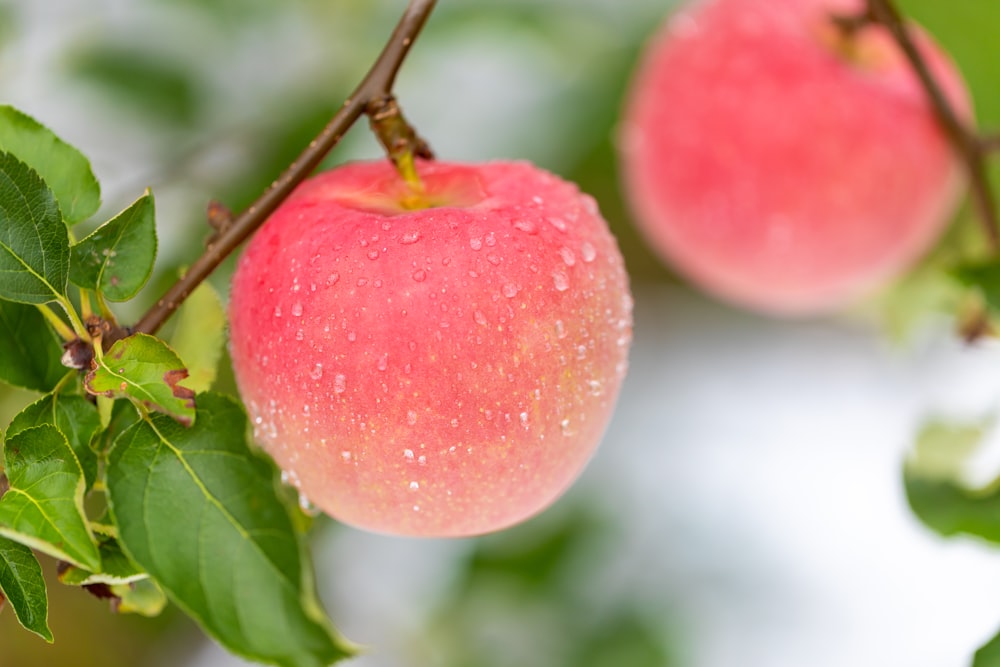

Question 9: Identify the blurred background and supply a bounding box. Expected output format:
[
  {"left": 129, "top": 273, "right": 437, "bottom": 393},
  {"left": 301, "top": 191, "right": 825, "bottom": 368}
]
[{"left": 4, "top": 0, "right": 1000, "bottom": 665}]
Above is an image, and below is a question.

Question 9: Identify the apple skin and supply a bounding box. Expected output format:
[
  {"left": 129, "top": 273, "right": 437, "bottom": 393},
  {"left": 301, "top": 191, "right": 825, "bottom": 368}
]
[
  {"left": 619, "top": 0, "right": 970, "bottom": 315},
  {"left": 228, "top": 159, "right": 632, "bottom": 537}
]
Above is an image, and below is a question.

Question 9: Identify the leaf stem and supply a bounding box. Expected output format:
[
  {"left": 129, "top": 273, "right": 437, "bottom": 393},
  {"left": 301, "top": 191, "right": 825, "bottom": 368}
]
[
  {"left": 39, "top": 302, "right": 79, "bottom": 342},
  {"left": 131, "top": 0, "right": 438, "bottom": 337}
]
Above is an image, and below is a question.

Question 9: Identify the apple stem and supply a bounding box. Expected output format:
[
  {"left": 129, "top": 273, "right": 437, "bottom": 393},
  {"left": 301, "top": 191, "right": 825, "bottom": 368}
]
[
  {"left": 130, "top": 0, "right": 438, "bottom": 337},
  {"left": 833, "top": 1, "right": 1000, "bottom": 255},
  {"left": 366, "top": 94, "right": 434, "bottom": 201}
]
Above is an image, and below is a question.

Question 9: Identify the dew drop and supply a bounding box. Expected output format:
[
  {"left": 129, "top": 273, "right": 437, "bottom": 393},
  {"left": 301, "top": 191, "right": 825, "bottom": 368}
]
[
  {"left": 412, "top": 269, "right": 427, "bottom": 282},
  {"left": 295, "top": 329, "right": 305, "bottom": 341},
  {"left": 291, "top": 302, "right": 303, "bottom": 317},
  {"left": 409, "top": 481, "right": 419, "bottom": 491},
  {"left": 367, "top": 249, "right": 380, "bottom": 260},
  {"left": 281, "top": 469, "right": 301, "bottom": 488},
  {"left": 341, "top": 450, "right": 352, "bottom": 462},
  {"left": 418, "top": 455, "right": 427, "bottom": 464},
  {"left": 558, "top": 247, "right": 576, "bottom": 266},
  {"left": 552, "top": 271, "right": 570, "bottom": 291},
  {"left": 407, "top": 410, "right": 418, "bottom": 425},
  {"left": 309, "top": 363, "right": 324, "bottom": 380},
  {"left": 474, "top": 310, "right": 487, "bottom": 326},
  {"left": 581, "top": 241, "right": 597, "bottom": 263},
  {"left": 484, "top": 232, "right": 497, "bottom": 247},
  {"left": 588, "top": 379, "right": 604, "bottom": 396},
  {"left": 502, "top": 284, "right": 519, "bottom": 298},
  {"left": 357, "top": 278, "right": 369, "bottom": 287},
  {"left": 401, "top": 231, "right": 421, "bottom": 244},
  {"left": 486, "top": 253, "right": 501, "bottom": 266},
  {"left": 519, "top": 412, "right": 528, "bottom": 425},
  {"left": 470, "top": 237, "right": 483, "bottom": 250},
  {"left": 273, "top": 306, "right": 283, "bottom": 318},
  {"left": 347, "top": 331, "right": 357, "bottom": 342},
  {"left": 514, "top": 219, "right": 538, "bottom": 234},
  {"left": 546, "top": 216, "right": 567, "bottom": 232},
  {"left": 333, "top": 373, "right": 346, "bottom": 393},
  {"left": 298, "top": 494, "right": 320, "bottom": 516},
  {"left": 377, "top": 353, "right": 388, "bottom": 371},
  {"left": 404, "top": 448, "right": 415, "bottom": 460},
  {"left": 327, "top": 272, "right": 341, "bottom": 285},
  {"left": 555, "top": 319, "right": 567, "bottom": 339}
]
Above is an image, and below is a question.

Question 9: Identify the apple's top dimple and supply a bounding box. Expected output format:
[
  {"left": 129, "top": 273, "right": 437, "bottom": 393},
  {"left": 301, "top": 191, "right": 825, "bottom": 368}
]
[{"left": 325, "top": 162, "right": 489, "bottom": 216}]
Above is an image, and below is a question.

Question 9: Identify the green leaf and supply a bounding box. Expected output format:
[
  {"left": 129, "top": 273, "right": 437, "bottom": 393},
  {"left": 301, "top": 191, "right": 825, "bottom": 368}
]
[
  {"left": 69, "top": 191, "right": 157, "bottom": 301},
  {"left": 57, "top": 536, "right": 146, "bottom": 587},
  {"left": 0, "top": 105, "right": 101, "bottom": 225},
  {"left": 0, "top": 424, "right": 100, "bottom": 570},
  {"left": 9, "top": 393, "right": 101, "bottom": 491},
  {"left": 169, "top": 281, "right": 226, "bottom": 393},
  {"left": 904, "top": 419, "right": 1000, "bottom": 544},
  {"left": 106, "top": 393, "right": 354, "bottom": 667},
  {"left": 975, "top": 627, "right": 1000, "bottom": 667},
  {"left": 0, "top": 151, "right": 71, "bottom": 303},
  {"left": 85, "top": 333, "right": 196, "bottom": 426},
  {"left": 955, "top": 260, "right": 1000, "bottom": 312},
  {"left": 112, "top": 578, "right": 167, "bottom": 617},
  {"left": 0, "top": 535, "right": 52, "bottom": 641},
  {"left": 0, "top": 300, "right": 66, "bottom": 392}
]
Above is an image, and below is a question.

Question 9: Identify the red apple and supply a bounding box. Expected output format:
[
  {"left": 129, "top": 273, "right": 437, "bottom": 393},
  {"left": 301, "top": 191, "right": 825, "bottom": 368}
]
[
  {"left": 227, "top": 159, "right": 632, "bottom": 537},
  {"left": 619, "top": 0, "right": 970, "bottom": 315}
]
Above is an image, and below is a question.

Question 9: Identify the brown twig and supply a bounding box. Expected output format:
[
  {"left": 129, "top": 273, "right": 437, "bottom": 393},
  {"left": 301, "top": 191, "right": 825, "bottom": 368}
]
[
  {"left": 835, "top": 0, "right": 1000, "bottom": 253},
  {"left": 131, "top": 0, "right": 438, "bottom": 336}
]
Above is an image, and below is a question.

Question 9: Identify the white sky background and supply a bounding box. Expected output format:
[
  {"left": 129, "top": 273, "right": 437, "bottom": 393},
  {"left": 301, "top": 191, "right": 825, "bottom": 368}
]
[{"left": 6, "top": 1, "right": 1000, "bottom": 666}]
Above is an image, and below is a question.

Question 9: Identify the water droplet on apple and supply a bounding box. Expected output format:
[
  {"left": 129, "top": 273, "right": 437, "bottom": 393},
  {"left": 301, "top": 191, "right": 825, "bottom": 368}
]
[
  {"left": 474, "top": 310, "right": 487, "bottom": 326},
  {"left": 404, "top": 448, "right": 415, "bottom": 460},
  {"left": 502, "top": 284, "right": 519, "bottom": 298},
  {"left": 552, "top": 271, "right": 570, "bottom": 291},
  {"left": 341, "top": 450, "right": 352, "bottom": 462},
  {"left": 581, "top": 241, "right": 597, "bottom": 263},
  {"left": 281, "top": 469, "right": 301, "bottom": 489},
  {"left": 470, "top": 237, "right": 483, "bottom": 250},
  {"left": 309, "top": 363, "right": 323, "bottom": 380},
  {"left": 409, "top": 481, "right": 419, "bottom": 490},
  {"left": 377, "top": 353, "right": 388, "bottom": 371},
  {"left": 412, "top": 269, "right": 427, "bottom": 282},
  {"left": 514, "top": 219, "right": 538, "bottom": 234},
  {"left": 298, "top": 493, "right": 321, "bottom": 516},
  {"left": 327, "top": 272, "right": 340, "bottom": 285},
  {"left": 546, "top": 216, "right": 567, "bottom": 232},
  {"left": 291, "top": 302, "right": 303, "bottom": 317},
  {"left": 367, "top": 249, "right": 380, "bottom": 260},
  {"left": 273, "top": 306, "right": 283, "bottom": 318},
  {"left": 559, "top": 247, "right": 576, "bottom": 266},
  {"left": 295, "top": 329, "right": 305, "bottom": 341},
  {"left": 588, "top": 379, "right": 604, "bottom": 396},
  {"left": 347, "top": 331, "right": 357, "bottom": 342},
  {"left": 333, "top": 373, "right": 346, "bottom": 393},
  {"left": 407, "top": 410, "right": 418, "bottom": 425},
  {"left": 487, "top": 253, "right": 501, "bottom": 266},
  {"left": 555, "top": 319, "right": 567, "bottom": 339},
  {"left": 401, "top": 231, "right": 421, "bottom": 244},
  {"left": 484, "top": 232, "right": 497, "bottom": 247}
]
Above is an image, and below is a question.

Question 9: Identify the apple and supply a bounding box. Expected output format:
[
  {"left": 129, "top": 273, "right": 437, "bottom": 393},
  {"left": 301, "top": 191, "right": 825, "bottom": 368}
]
[
  {"left": 619, "top": 0, "right": 970, "bottom": 315},
  {"left": 227, "top": 159, "right": 632, "bottom": 537}
]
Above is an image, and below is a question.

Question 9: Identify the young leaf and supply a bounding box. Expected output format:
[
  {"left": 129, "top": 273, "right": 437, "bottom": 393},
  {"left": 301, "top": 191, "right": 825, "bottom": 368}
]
[
  {"left": 904, "top": 419, "right": 1000, "bottom": 544},
  {"left": 0, "top": 535, "right": 52, "bottom": 642},
  {"left": 85, "top": 333, "right": 196, "bottom": 426},
  {"left": 0, "top": 151, "right": 71, "bottom": 303},
  {"left": 69, "top": 191, "right": 157, "bottom": 301},
  {"left": 112, "top": 578, "right": 168, "bottom": 617},
  {"left": 0, "top": 300, "right": 66, "bottom": 392},
  {"left": 9, "top": 393, "right": 101, "bottom": 491},
  {"left": 169, "top": 281, "right": 226, "bottom": 393},
  {"left": 106, "top": 393, "right": 355, "bottom": 667},
  {"left": 0, "top": 105, "right": 101, "bottom": 225},
  {"left": 0, "top": 425, "right": 100, "bottom": 570}
]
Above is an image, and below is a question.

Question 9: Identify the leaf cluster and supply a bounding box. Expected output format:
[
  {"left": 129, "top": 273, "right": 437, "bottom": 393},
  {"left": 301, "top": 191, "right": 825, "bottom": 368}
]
[{"left": 0, "top": 106, "right": 353, "bottom": 666}]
